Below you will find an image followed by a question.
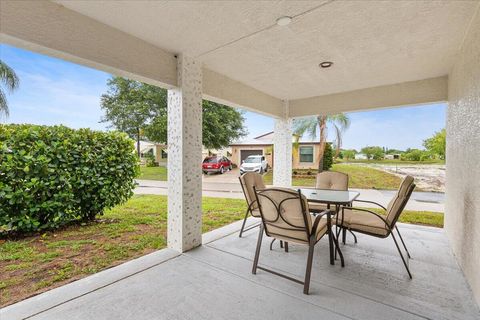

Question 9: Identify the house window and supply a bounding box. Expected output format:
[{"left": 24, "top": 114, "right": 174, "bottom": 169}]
[
  {"left": 299, "top": 146, "right": 314, "bottom": 162},
  {"left": 161, "top": 149, "right": 168, "bottom": 159}
]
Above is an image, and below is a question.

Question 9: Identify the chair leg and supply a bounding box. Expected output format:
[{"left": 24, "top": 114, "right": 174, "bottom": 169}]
[
  {"left": 252, "top": 225, "right": 264, "bottom": 274},
  {"left": 239, "top": 208, "right": 250, "bottom": 238},
  {"left": 348, "top": 230, "right": 358, "bottom": 244},
  {"left": 269, "top": 238, "right": 276, "bottom": 251},
  {"left": 395, "top": 226, "right": 411, "bottom": 258},
  {"left": 391, "top": 232, "right": 412, "bottom": 279},
  {"left": 284, "top": 241, "right": 289, "bottom": 252},
  {"left": 332, "top": 231, "right": 345, "bottom": 267},
  {"left": 342, "top": 228, "right": 347, "bottom": 244},
  {"left": 280, "top": 240, "right": 284, "bottom": 248},
  {"left": 303, "top": 242, "right": 315, "bottom": 294}
]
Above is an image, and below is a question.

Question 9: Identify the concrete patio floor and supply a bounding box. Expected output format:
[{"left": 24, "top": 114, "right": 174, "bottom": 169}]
[{"left": 2, "top": 220, "right": 479, "bottom": 320}]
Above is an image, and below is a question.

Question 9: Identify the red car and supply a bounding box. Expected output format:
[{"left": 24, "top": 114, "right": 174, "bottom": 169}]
[{"left": 202, "top": 156, "right": 232, "bottom": 174}]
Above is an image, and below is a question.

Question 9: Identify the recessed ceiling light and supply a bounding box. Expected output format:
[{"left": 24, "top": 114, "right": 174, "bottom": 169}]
[
  {"left": 276, "top": 16, "right": 292, "bottom": 26},
  {"left": 319, "top": 61, "right": 334, "bottom": 68}
]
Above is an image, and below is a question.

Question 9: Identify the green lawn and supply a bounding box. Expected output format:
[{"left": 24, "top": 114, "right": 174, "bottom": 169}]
[
  {"left": 138, "top": 166, "right": 167, "bottom": 180},
  {"left": 0, "top": 195, "right": 246, "bottom": 307},
  {"left": 338, "top": 159, "right": 445, "bottom": 165},
  {"left": 264, "top": 164, "right": 403, "bottom": 190},
  {"left": 0, "top": 194, "right": 442, "bottom": 306}
]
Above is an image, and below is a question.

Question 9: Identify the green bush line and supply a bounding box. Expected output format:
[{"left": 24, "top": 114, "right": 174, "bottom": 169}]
[{"left": 0, "top": 124, "right": 139, "bottom": 233}]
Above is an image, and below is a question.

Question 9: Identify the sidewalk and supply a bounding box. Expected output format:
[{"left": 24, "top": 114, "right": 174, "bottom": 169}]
[{"left": 135, "top": 180, "right": 444, "bottom": 212}]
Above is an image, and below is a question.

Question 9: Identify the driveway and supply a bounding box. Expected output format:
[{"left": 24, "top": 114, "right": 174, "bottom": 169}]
[{"left": 202, "top": 167, "right": 241, "bottom": 183}]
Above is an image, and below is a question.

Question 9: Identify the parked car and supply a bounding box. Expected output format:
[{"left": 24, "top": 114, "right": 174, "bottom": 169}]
[
  {"left": 202, "top": 156, "right": 232, "bottom": 174},
  {"left": 240, "top": 155, "right": 268, "bottom": 175}
]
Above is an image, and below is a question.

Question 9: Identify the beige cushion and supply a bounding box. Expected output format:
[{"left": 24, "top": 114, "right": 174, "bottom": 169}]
[
  {"left": 308, "top": 202, "right": 329, "bottom": 212},
  {"left": 337, "top": 208, "right": 389, "bottom": 236},
  {"left": 268, "top": 214, "right": 328, "bottom": 244},
  {"left": 256, "top": 188, "right": 329, "bottom": 244},
  {"left": 385, "top": 175, "right": 414, "bottom": 225},
  {"left": 315, "top": 171, "right": 348, "bottom": 190},
  {"left": 239, "top": 172, "right": 266, "bottom": 210},
  {"left": 251, "top": 208, "right": 261, "bottom": 218}
]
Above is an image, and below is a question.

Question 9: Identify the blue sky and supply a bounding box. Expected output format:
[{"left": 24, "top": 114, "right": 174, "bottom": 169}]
[{"left": 1, "top": 44, "right": 445, "bottom": 150}]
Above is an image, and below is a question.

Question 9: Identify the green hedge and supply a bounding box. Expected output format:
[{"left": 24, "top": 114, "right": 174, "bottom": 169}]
[{"left": 0, "top": 124, "right": 139, "bottom": 233}]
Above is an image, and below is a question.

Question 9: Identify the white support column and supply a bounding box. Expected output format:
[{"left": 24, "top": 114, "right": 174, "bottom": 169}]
[
  {"left": 167, "top": 55, "right": 203, "bottom": 252},
  {"left": 273, "top": 100, "right": 293, "bottom": 188}
]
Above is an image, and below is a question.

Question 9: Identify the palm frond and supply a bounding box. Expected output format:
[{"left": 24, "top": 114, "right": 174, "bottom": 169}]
[
  {"left": 0, "top": 60, "right": 20, "bottom": 92},
  {"left": 0, "top": 89, "right": 9, "bottom": 118},
  {"left": 292, "top": 117, "right": 317, "bottom": 139}
]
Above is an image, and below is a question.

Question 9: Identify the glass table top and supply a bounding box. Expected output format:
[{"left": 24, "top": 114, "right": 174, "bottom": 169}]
[{"left": 299, "top": 188, "right": 360, "bottom": 204}]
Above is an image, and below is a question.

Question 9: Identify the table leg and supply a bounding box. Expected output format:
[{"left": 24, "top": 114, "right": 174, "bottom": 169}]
[{"left": 327, "top": 213, "right": 334, "bottom": 265}]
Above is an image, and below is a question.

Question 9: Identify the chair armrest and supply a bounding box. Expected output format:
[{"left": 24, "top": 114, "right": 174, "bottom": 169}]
[
  {"left": 341, "top": 206, "right": 392, "bottom": 231},
  {"left": 353, "top": 199, "right": 387, "bottom": 211},
  {"left": 312, "top": 209, "right": 333, "bottom": 232}
]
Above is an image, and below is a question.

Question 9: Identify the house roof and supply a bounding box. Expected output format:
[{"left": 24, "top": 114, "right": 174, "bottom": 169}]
[{"left": 230, "top": 132, "right": 321, "bottom": 146}]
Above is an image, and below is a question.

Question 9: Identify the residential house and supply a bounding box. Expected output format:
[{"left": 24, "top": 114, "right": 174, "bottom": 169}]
[{"left": 230, "top": 132, "right": 323, "bottom": 170}]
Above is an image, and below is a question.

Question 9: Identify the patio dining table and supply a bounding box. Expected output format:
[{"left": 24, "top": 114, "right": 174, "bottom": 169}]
[{"left": 299, "top": 188, "right": 360, "bottom": 267}]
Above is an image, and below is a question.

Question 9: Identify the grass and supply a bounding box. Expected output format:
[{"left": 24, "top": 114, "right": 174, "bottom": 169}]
[
  {"left": 138, "top": 166, "right": 167, "bottom": 180},
  {"left": 361, "top": 208, "right": 444, "bottom": 227},
  {"left": 338, "top": 159, "right": 445, "bottom": 165},
  {"left": 0, "top": 194, "right": 442, "bottom": 306},
  {"left": 0, "top": 195, "right": 246, "bottom": 307},
  {"left": 264, "top": 164, "right": 403, "bottom": 190}
]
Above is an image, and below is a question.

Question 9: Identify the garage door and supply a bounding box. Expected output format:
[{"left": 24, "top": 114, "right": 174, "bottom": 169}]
[{"left": 240, "top": 150, "right": 263, "bottom": 163}]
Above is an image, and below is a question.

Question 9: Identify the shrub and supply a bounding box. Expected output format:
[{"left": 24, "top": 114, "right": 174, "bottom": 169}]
[
  {"left": 145, "top": 152, "right": 158, "bottom": 167},
  {"left": 322, "top": 143, "right": 333, "bottom": 171},
  {"left": 0, "top": 124, "right": 139, "bottom": 233}
]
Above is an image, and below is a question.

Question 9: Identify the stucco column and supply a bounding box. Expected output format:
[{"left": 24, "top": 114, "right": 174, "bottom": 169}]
[
  {"left": 273, "top": 101, "right": 292, "bottom": 187},
  {"left": 167, "top": 55, "right": 203, "bottom": 252}
]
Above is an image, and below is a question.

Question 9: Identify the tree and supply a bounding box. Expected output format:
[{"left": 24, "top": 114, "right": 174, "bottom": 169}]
[
  {"left": 341, "top": 149, "right": 357, "bottom": 160},
  {"left": 423, "top": 128, "right": 446, "bottom": 160},
  {"left": 361, "top": 146, "right": 384, "bottom": 160},
  {"left": 101, "top": 77, "right": 164, "bottom": 156},
  {"left": 293, "top": 114, "right": 350, "bottom": 172},
  {"left": 0, "top": 59, "right": 20, "bottom": 117},
  {"left": 101, "top": 77, "right": 247, "bottom": 156},
  {"left": 322, "top": 143, "right": 334, "bottom": 171}
]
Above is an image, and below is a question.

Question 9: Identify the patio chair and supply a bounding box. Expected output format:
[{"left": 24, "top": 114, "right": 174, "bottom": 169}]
[
  {"left": 308, "top": 171, "right": 349, "bottom": 213},
  {"left": 336, "top": 175, "right": 415, "bottom": 278},
  {"left": 252, "top": 187, "right": 340, "bottom": 294},
  {"left": 238, "top": 172, "right": 266, "bottom": 237},
  {"left": 308, "top": 171, "right": 355, "bottom": 245}
]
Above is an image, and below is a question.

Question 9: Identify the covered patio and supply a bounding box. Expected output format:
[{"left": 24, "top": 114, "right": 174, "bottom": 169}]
[
  {"left": 1, "top": 0, "right": 480, "bottom": 318},
  {"left": 2, "top": 221, "right": 479, "bottom": 319}
]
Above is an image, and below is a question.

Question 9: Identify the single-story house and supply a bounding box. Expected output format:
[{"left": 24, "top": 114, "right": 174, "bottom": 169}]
[
  {"left": 354, "top": 153, "right": 368, "bottom": 160},
  {"left": 139, "top": 140, "right": 167, "bottom": 165},
  {"left": 385, "top": 154, "right": 401, "bottom": 160},
  {"left": 230, "top": 132, "right": 323, "bottom": 170}
]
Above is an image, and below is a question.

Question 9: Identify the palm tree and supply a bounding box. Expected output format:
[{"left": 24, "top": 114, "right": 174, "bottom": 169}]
[
  {"left": 0, "top": 59, "right": 20, "bottom": 117},
  {"left": 293, "top": 114, "right": 350, "bottom": 172}
]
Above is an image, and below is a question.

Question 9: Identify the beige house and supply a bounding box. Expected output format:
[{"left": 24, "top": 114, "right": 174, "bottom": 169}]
[{"left": 230, "top": 132, "right": 322, "bottom": 170}]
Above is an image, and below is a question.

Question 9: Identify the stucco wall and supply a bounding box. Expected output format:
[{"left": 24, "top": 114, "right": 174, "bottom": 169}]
[
  {"left": 293, "top": 144, "right": 321, "bottom": 170},
  {"left": 445, "top": 7, "right": 480, "bottom": 307}
]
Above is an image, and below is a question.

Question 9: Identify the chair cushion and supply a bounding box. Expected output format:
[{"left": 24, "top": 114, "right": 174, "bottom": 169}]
[
  {"left": 251, "top": 208, "right": 261, "bottom": 218},
  {"left": 268, "top": 214, "right": 328, "bottom": 244},
  {"left": 308, "top": 202, "right": 329, "bottom": 212},
  {"left": 316, "top": 171, "right": 348, "bottom": 190},
  {"left": 338, "top": 208, "right": 389, "bottom": 236}
]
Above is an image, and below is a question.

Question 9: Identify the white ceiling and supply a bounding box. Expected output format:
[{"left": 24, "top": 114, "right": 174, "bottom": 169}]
[{"left": 56, "top": 0, "right": 479, "bottom": 100}]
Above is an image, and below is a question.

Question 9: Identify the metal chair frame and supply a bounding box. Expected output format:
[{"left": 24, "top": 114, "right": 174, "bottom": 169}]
[
  {"left": 238, "top": 174, "right": 262, "bottom": 237},
  {"left": 251, "top": 187, "right": 343, "bottom": 294},
  {"left": 338, "top": 183, "right": 415, "bottom": 278}
]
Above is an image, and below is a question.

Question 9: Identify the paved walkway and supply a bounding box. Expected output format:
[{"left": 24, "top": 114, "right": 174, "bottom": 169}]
[
  {"left": 3, "top": 220, "right": 478, "bottom": 319},
  {"left": 135, "top": 179, "right": 445, "bottom": 212}
]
